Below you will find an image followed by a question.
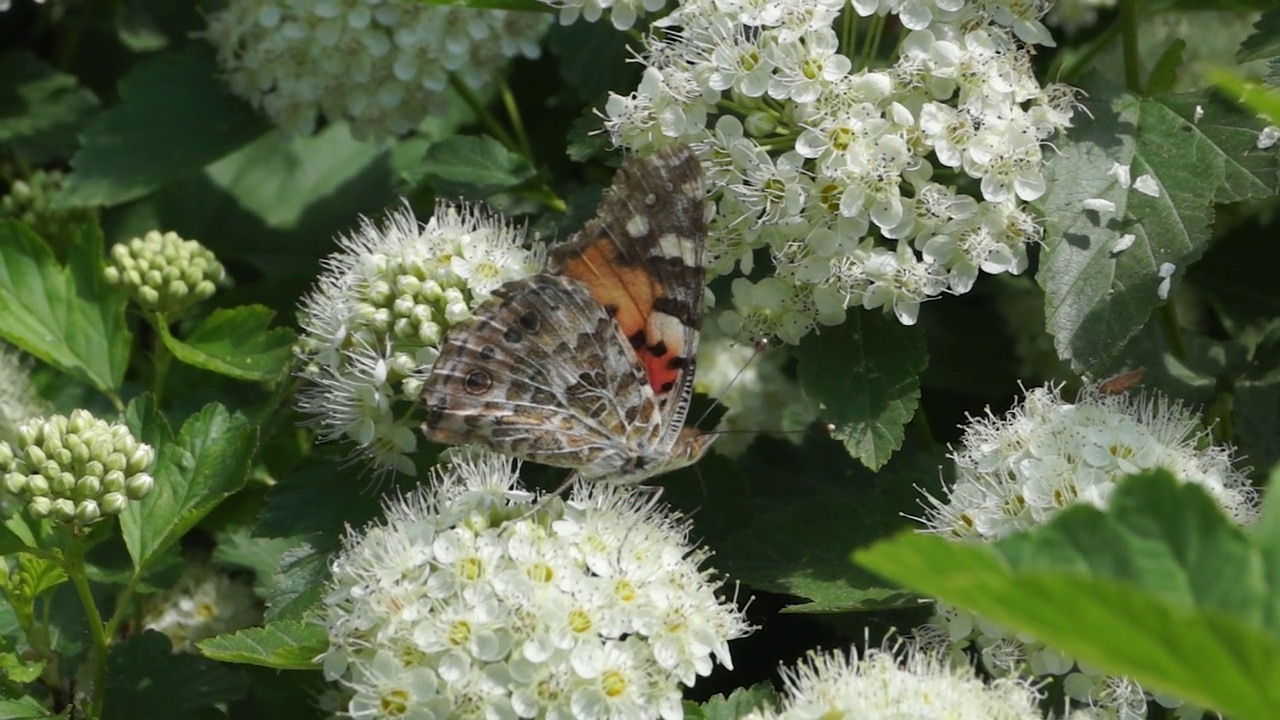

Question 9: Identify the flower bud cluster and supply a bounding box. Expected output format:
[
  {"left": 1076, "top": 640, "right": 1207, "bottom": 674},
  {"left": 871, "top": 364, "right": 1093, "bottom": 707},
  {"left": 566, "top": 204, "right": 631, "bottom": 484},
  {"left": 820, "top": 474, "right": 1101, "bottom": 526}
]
[
  {"left": 321, "top": 450, "right": 750, "bottom": 720},
  {"left": 0, "top": 410, "right": 155, "bottom": 525},
  {"left": 104, "top": 231, "right": 229, "bottom": 318},
  {"left": 205, "top": 0, "right": 550, "bottom": 140},
  {"left": 0, "top": 169, "right": 92, "bottom": 247},
  {"left": 295, "top": 202, "right": 543, "bottom": 474}
]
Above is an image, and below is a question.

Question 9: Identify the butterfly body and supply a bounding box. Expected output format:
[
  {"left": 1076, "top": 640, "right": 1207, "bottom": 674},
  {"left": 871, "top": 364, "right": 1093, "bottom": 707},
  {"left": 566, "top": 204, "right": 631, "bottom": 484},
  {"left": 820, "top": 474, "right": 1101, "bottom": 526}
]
[{"left": 420, "top": 145, "right": 714, "bottom": 483}]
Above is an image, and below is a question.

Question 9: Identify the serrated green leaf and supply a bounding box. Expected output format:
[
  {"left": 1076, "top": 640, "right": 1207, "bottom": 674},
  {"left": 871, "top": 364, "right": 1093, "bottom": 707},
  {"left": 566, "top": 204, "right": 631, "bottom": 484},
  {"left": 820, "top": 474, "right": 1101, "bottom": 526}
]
[
  {"left": 418, "top": 135, "right": 536, "bottom": 197},
  {"left": 796, "top": 312, "right": 925, "bottom": 470},
  {"left": 255, "top": 460, "right": 412, "bottom": 539},
  {"left": 0, "top": 695, "right": 55, "bottom": 720},
  {"left": 713, "top": 439, "right": 938, "bottom": 613},
  {"left": 0, "top": 50, "right": 100, "bottom": 163},
  {"left": 157, "top": 305, "right": 296, "bottom": 382},
  {"left": 212, "top": 527, "right": 297, "bottom": 597},
  {"left": 197, "top": 620, "right": 327, "bottom": 670},
  {"left": 855, "top": 470, "right": 1280, "bottom": 720},
  {"left": 686, "top": 683, "right": 777, "bottom": 720},
  {"left": 104, "top": 631, "right": 248, "bottom": 720},
  {"left": 120, "top": 398, "right": 257, "bottom": 571},
  {"left": 57, "top": 47, "right": 267, "bottom": 207},
  {"left": 1238, "top": 6, "right": 1280, "bottom": 64},
  {"left": 548, "top": 21, "right": 641, "bottom": 105},
  {"left": 264, "top": 538, "right": 335, "bottom": 622},
  {"left": 1038, "top": 78, "right": 1277, "bottom": 374},
  {"left": 0, "top": 221, "right": 131, "bottom": 394}
]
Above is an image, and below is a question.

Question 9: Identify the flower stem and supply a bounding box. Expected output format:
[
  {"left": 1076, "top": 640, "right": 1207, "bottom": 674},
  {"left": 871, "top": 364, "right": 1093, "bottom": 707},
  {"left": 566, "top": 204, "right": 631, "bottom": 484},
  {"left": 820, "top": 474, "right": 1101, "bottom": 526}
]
[
  {"left": 1119, "top": 0, "right": 1143, "bottom": 92},
  {"left": 151, "top": 319, "right": 171, "bottom": 406},
  {"left": 498, "top": 76, "right": 534, "bottom": 164},
  {"left": 64, "top": 536, "right": 110, "bottom": 720},
  {"left": 448, "top": 74, "right": 519, "bottom": 153}
]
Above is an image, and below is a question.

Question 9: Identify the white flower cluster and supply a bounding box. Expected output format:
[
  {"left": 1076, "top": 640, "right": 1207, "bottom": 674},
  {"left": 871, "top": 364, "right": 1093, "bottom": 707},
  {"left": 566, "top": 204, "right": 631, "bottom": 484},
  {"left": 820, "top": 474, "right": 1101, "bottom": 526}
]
[
  {"left": 205, "top": 0, "right": 550, "bottom": 140},
  {"left": 0, "top": 344, "right": 49, "bottom": 445},
  {"left": 320, "top": 450, "right": 750, "bottom": 720},
  {"left": 142, "top": 561, "right": 262, "bottom": 653},
  {"left": 694, "top": 316, "right": 817, "bottom": 456},
  {"left": 545, "top": 0, "right": 665, "bottom": 30},
  {"left": 601, "top": 0, "right": 1076, "bottom": 343},
  {"left": 296, "top": 201, "right": 543, "bottom": 474},
  {"left": 743, "top": 643, "right": 1047, "bottom": 720},
  {"left": 916, "top": 382, "right": 1255, "bottom": 719}
]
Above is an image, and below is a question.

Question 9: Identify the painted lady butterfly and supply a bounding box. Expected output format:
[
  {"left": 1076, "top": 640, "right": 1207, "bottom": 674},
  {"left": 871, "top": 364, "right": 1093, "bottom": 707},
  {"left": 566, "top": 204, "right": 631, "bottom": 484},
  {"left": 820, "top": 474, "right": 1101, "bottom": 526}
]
[{"left": 419, "top": 145, "right": 714, "bottom": 483}]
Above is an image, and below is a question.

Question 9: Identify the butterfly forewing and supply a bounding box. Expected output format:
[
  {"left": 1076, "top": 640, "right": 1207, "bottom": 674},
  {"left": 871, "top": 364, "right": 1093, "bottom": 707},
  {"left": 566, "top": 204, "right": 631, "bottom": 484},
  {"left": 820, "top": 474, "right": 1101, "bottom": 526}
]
[{"left": 419, "top": 145, "right": 712, "bottom": 482}]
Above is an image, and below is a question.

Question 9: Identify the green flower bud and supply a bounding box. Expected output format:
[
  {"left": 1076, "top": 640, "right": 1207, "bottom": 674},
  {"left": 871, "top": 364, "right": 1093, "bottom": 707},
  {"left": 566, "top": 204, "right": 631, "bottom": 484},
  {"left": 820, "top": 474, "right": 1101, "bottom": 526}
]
[
  {"left": 125, "top": 473, "right": 154, "bottom": 500},
  {"left": 4, "top": 472, "right": 26, "bottom": 495},
  {"left": 75, "top": 475, "right": 101, "bottom": 499},
  {"left": 51, "top": 472, "right": 75, "bottom": 495},
  {"left": 24, "top": 474, "right": 49, "bottom": 497},
  {"left": 100, "top": 492, "right": 127, "bottom": 515},
  {"left": 103, "top": 469, "right": 126, "bottom": 493},
  {"left": 84, "top": 460, "right": 104, "bottom": 479},
  {"left": 50, "top": 498, "right": 75, "bottom": 522},
  {"left": 27, "top": 497, "right": 51, "bottom": 519},
  {"left": 23, "top": 444, "right": 47, "bottom": 467},
  {"left": 743, "top": 110, "right": 778, "bottom": 137},
  {"left": 0, "top": 443, "right": 13, "bottom": 469},
  {"left": 75, "top": 500, "right": 100, "bottom": 525}
]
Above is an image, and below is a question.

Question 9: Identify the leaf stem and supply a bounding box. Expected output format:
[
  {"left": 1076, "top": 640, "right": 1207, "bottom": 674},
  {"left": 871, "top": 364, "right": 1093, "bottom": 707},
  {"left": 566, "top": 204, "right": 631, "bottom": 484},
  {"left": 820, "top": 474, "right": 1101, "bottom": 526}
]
[
  {"left": 911, "top": 401, "right": 936, "bottom": 448},
  {"left": 448, "top": 74, "right": 519, "bottom": 153},
  {"left": 1119, "top": 0, "right": 1143, "bottom": 92},
  {"left": 1056, "top": 22, "right": 1122, "bottom": 83},
  {"left": 1156, "top": 302, "right": 1186, "bottom": 361},
  {"left": 151, "top": 318, "right": 171, "bottom": 406},
  {"left": 64, "top": 535, "right": 110, "bottom": 720},
  {"left": 498, "top": 76, "right": 534, "bottom": 164}
]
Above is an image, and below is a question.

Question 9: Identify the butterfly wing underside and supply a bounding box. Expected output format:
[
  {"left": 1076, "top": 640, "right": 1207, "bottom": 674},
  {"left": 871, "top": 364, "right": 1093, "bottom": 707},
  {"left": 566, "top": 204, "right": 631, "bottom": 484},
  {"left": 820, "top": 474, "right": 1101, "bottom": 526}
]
[
  {"left": 548, "top": 144, "right": 707, "bottom": 444},
  {"left": 419, "top": 274, "right": 664, "bottom": 475}
]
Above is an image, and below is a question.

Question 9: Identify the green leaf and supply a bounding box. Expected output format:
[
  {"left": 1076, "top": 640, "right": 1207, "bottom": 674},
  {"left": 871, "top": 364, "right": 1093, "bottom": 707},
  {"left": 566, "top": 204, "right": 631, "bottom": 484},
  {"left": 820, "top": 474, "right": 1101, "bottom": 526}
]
[
  {"left": 0, "top": 221, "right": 131, "bottom": 394},
  {"left": 685, "top": 683, "right": 777, "bottom": 720},
  {"left": 211, "top": 527, "right": 296, "bottom": 596},
  {"left": 1238, "top": 6, "right": 1280, "bottom": 64},
  {"left": 796, "top": 312, "right": 926, "bottom": 470},
  {"left": 418, "top": 135, "right": 536, "bottom": 198},
  {"left": 1209, "top": 68, "right": 1280, "bottom": 126},
  {"left": 1145, "top": 39, "right": 1186, "bottom": 96},
  {"left": 854, "top": 470, "right": 1280, "bottom": 720},
  {"left": 121, "top": 398, "right": 257, "bottom": 572},
  {"left": 713, "top": 439, "right": 939, "bottom": 613},
  {"left": 197, "top": 620, "right": 327, "bottom": 670},
  {"left": 1038, "top": 77, "right": 1277, "bottom": 374},
  {"left": 158, "top": 305, "right": 296, "bottom": 382},
  {"left": 57, "top": 47, "right": 267, "bottom": 207},
  {"left": 0, "top": 695, "right": 55, "bottom": 720},
  {"left": 548, "top": 21, "right": 642, "bottom": 105},
  {"left": 264, "top": 538, "right": 335, "bottom": 622},
  {"left": 0, "top": 50, "right": 100, "bottom": 163},
  {"left": 104, "top": 631, "right": 248, "bottom": 720}
]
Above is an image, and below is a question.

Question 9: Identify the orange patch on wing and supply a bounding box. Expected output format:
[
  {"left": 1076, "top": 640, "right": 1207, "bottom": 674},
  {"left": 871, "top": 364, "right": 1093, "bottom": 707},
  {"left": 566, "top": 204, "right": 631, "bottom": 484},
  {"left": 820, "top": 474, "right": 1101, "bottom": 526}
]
[{"left": 557, "top": 237, "right": 682, "bottom": 395}]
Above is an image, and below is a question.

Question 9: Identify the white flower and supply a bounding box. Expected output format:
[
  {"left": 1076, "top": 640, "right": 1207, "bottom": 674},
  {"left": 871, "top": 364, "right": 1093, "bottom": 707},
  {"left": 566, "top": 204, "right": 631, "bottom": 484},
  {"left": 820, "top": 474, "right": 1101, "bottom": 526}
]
[
  {"left": 916, "top": 382, "right": 1257, "bottom": 718},
  {"left": 205, "top": 0, "right": 550, "bottom": 139},
  {"left": 743, "top": 643, "right": 1046, "bottom": 720},
  {"left": 0, "top": 344, "right": 49, "bottom": 445},
  {"left": 295, "top": 201, "right": 543, "bottom": 474},
  {"left": 142, "top": 561, "right": 262, "bottom": 653},
  {"left": 320, "top": 450, "right": 751, "bottom": 720}
]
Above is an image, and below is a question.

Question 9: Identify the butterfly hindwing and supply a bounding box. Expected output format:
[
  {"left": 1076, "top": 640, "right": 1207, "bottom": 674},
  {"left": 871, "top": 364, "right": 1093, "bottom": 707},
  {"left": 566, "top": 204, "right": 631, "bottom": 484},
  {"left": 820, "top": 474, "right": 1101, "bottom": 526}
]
[
  {"left": 548, "top": 145, "right": 706, "bottom": 439},
  {"left": 420, "top": 274, "right": 665, "bottom": 475}
]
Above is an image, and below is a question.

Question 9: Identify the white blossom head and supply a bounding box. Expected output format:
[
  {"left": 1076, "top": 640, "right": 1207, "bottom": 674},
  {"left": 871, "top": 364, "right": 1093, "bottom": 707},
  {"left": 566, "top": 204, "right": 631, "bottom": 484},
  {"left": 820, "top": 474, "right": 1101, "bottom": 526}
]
[
  {"left": 205, "top": 0, "right": 550, "bottom": 140},
  {"left": 915, "top": 381, "right": 1254, "bottom": 718},
  {"left": 598, "top": 0, "right": 1074, "bottom": 343},
  {"left": 295, "top": 201, "right": 544, "bottom": 475},
  {"left": 320, "top": 449, "right": 751, "bottom": 720},
  {"left": 743, "top": 642, "right": 1046, "bottom": 720},
  {"left": 142, "top": 561, "right": 263, "bottom": 653}
]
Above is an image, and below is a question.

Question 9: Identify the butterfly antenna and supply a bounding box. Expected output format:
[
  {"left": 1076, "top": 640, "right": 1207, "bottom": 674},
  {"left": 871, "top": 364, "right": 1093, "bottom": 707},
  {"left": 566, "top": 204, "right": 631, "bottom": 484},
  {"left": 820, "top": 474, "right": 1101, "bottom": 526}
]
[{"left": 693, "top": 338, "right": 769, "bottom": 429}]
